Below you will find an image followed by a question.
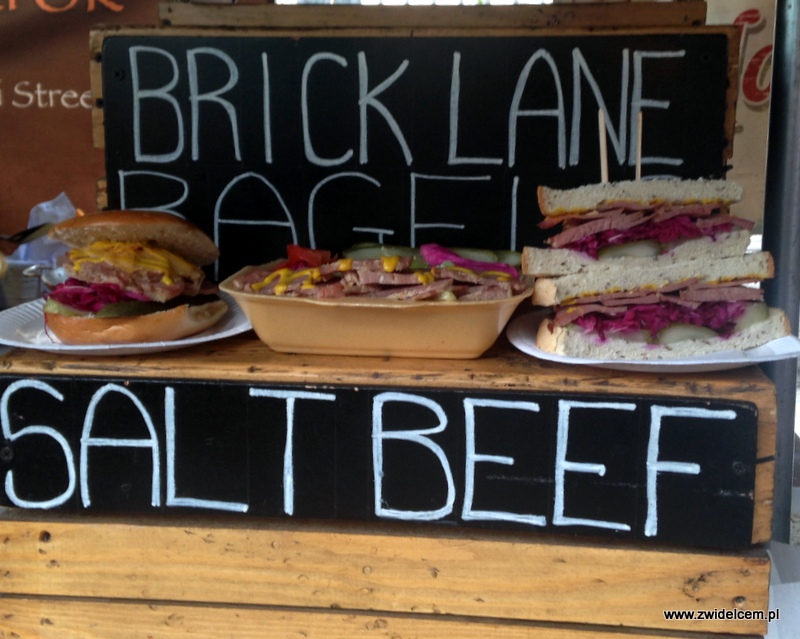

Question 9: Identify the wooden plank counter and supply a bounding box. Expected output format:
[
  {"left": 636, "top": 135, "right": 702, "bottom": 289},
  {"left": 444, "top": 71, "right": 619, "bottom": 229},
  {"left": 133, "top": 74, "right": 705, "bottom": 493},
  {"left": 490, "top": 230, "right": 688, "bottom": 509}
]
[
  {"left": 0, "top": 327, "right": 778, "bottom": 638},
  {"left": 0, "top": 510, "right": 770, "bottom": 638}
]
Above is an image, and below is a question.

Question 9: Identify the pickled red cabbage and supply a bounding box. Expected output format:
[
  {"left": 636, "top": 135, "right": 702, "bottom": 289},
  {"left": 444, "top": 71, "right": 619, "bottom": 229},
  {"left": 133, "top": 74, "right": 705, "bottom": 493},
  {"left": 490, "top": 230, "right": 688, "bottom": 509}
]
[
  {"left": 565, "top": 216, "right": 735, "bottom": 258},
  {"left": 574, "top": 301, "right": 747, "bottom": 341},
  {"left": 420, "top": 243, "right": 519, "bottom": 278},
  {"left": 45, "top": 279, "right": 151, "bottom": 313}
]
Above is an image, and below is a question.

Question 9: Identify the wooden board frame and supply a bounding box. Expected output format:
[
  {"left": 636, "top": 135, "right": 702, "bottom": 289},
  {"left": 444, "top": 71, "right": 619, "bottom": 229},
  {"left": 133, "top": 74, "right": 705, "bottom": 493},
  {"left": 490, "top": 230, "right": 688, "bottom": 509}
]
[
  {"left": 158, "top": 1, "right": 710, "bottom": 30},
  {"left": 0, "top": 509, "right": 772, "bottom": 636}
]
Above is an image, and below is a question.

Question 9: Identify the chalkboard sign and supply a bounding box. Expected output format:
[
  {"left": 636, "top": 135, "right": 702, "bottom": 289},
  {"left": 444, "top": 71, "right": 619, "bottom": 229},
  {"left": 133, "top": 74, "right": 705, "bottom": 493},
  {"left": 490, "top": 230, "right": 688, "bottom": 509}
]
[
  {"left": 98, "top": 29, "right": 735, "bottom": 279},
  {"left": 0, "top": 375, "right": 758, "bottom": 549}
]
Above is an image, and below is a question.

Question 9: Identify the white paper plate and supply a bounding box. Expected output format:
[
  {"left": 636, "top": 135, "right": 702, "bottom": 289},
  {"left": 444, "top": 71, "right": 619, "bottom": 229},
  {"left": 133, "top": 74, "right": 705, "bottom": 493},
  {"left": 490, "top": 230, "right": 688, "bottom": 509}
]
[
  {"left": 0, "top": 293, "right": 252, "bottom": 356},
  {"left": 507, "top": 311, "right": 800, "bottom": 373}
]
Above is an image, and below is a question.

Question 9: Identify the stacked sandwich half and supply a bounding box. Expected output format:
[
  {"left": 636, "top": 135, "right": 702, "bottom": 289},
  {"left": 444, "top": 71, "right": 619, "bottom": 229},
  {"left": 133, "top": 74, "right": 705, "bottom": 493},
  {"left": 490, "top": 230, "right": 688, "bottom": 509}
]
[{"left": 522, "top": 179, "right": 790, "bottom": 360}]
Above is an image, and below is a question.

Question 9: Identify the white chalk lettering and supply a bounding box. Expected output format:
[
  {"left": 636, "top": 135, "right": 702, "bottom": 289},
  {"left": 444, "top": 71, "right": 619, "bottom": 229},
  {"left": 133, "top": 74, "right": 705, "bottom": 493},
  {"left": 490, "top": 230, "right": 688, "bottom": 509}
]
[
  {"left": 448, "top": 52, "right": 503, "bottom": 166},
  {"left": 165, "top": 387, "right": 248, "bottom": 513},
  {"left": 262, "top": 52, "right": 273, "bottom": 163},
  {"left": 508, "top": 49, "right": 566, "bottom": 168},
  {"left": 358, "top": 51, "right": 413, "bottom": 166},
  {"left": 462, "top": 397, "right": 545, "bottom": 525},
  {"left": 1, "top": 380, "right": 75, "bottom": 509},
  {"left": 409, "top": 172, "right": 487, "bottom": 246},
  {"left": 372, "top": 391, "right": 455, "bottom": 520},
  {"left": 308, "top": 172, "right": 381, "bottom": 249},
  {"left": 553, "top": 400, "right": 635, "bottom": 531},
  {"left": 188, "top": 47, "right": 241, "bottom": 161},
  {"left": 569, "top": 48, "right": 629, "bottom": 167},
  {"left": 80, "top": 383, "right": 161, "bottom": 508},
  {"left": 302, "top": 53, "right": 354, "bottom": 167},
  {"left": 631, "top": 50, "right": 686, "bottom": 167},
  {"left": 213, "top": 172, "right": 299, "bottom": 278},
  {"left": 130, "top": 45, "right": 184, "bottom": 163},
  {"left": 644, "top": 405, "right": 734, "bottom": 537},
  {"left": 110, "top": 41, "right": 710, "bottom": 255},
  {"left": 352, "top": 226, "right": 396, "bottom": 243},
  {"left": 249, "top": 388, "right": 336, "bottom": 516},
  {"left": 118, "top": 170, "right": 189, "bottom": 214},
  {"left": 0, "top": 372, "right": 750, "bottom": 546}
]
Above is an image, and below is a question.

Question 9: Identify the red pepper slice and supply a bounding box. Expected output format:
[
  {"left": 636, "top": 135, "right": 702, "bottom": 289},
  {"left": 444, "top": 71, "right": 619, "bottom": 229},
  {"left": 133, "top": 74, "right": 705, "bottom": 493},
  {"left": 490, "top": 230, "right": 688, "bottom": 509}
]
[
  {"left": 286, "top": 244, "right": 332, "bottom": 268},
  {"left": 269, "top": 245, "right": 333, "bottom": 271}
]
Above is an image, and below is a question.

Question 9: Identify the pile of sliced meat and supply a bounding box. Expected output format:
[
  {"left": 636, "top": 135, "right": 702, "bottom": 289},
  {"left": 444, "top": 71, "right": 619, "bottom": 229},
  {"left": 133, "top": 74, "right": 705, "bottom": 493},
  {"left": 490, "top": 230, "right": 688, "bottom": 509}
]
[
  {"left": 230, "top": 256, "right": 530, "bottom": 301},
  {"left": 542, "top": 201, "right": 755, "bottom": 257}
]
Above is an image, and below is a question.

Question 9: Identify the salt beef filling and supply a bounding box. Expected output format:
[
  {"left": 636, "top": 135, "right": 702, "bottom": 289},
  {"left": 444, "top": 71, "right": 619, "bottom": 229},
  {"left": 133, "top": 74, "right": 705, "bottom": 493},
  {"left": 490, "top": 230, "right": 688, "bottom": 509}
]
[
  {"left": 541, "top": 200, "right": 761, "bottom": 342},
  {"left": 542, "top": 200, "right": 754, "bottom": 257},
  {"left": 232, "top": 254, "right": 530, "bottom": 301}
]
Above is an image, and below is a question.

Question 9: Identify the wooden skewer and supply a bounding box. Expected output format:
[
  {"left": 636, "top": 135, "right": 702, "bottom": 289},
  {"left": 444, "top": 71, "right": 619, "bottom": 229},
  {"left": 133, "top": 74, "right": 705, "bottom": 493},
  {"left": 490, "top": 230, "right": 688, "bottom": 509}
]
[
  {"left": 635, "top": 111, "right": 643, "bottom": 181},
  {"left": 598, "top": 109, "right": 609, "bottom": 183}
]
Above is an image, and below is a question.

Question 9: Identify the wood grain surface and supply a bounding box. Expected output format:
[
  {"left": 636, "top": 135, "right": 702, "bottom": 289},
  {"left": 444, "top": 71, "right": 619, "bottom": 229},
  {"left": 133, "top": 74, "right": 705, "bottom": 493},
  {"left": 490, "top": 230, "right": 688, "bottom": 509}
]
[
  {"left": 0, "top": 512, "right": 770, "bottom": 636},
  {"left": 158, "top": 2, "right": 709, "bottom": 30}
]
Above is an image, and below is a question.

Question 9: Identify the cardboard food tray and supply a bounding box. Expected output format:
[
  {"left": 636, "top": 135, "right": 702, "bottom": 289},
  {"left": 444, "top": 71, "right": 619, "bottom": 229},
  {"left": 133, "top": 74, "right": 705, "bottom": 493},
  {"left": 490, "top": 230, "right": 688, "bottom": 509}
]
[{"left": 220, "top": 270, "right": 533, "bottom": 359}]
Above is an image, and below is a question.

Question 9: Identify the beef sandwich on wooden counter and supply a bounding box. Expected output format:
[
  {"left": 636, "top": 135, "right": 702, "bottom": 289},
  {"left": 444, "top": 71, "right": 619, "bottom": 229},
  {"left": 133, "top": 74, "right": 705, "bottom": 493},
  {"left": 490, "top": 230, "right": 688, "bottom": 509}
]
[
  {"left": 522, "top": 179, "right": 790, "bottom": 360},
  {"left": 43, "top": 210, "right": 228, "bottom": 345}
]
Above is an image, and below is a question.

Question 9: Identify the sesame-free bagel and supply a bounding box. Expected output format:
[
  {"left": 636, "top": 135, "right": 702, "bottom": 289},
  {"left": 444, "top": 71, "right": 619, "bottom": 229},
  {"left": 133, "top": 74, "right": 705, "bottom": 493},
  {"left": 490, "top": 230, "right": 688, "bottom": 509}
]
[{"left": 49, "top": 210, "right": 220, "bottom": 266}]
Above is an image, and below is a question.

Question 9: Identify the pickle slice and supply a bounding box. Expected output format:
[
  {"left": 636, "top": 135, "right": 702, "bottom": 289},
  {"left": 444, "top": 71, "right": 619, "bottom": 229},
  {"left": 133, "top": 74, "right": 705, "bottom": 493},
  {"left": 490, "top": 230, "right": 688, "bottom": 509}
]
[
  {"left": 450, "top": 247, "right": 499, "bottom": 263},
  {"left": 656, "top": 323, "right": 718, "bottom": 345},
  {"left": 493, "top": 250, "right": 522, "bottom": 267},
  {"left": 597, "top": 240, "right": 660, "bottom": 260},
  {"left": 43, "top": 299, "right": 90, "bottom": 318},
  {"left": 733, "top": 302, "right": 769, "bottom": 332},
  {"left": 94, "top": 301, "right": 164, "bottom": 318}
]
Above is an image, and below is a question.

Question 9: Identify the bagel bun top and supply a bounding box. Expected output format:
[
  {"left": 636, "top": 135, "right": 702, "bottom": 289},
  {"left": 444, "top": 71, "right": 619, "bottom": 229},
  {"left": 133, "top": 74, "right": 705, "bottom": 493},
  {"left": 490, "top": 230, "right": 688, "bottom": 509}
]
[{"left": 48, "top": 210, "right": 220, "bottom": 267}]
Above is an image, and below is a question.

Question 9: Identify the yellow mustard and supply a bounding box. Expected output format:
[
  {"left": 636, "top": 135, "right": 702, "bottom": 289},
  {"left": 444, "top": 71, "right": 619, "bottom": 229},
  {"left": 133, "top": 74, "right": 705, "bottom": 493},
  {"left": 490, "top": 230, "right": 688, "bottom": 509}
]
[
  {"left": 381, "top": 255, "right": 401, "bottom": 272},
  {"left": 69, "top": 241, "right": 198, "bottom": 286},
  {"left": 439, "top": 265, "right": 511, "bottom": 281},
  {"left": 252, "top": 267, "right": 321, "bottom": 294}
]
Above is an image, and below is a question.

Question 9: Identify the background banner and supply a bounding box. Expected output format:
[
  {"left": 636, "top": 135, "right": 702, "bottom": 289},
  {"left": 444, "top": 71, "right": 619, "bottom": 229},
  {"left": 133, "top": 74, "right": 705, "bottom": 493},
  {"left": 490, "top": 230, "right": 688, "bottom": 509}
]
[{"left": 0, "top": 1, "right": 159, "bottom": 234}]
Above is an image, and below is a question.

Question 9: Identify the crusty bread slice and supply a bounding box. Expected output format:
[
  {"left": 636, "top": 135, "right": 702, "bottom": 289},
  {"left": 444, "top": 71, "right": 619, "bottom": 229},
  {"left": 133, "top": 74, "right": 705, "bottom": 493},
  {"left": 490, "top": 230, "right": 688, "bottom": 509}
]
[
  {"left": 522, "top": 229, "right": 751, "bottom": 277},
  {"left": 532, "top": 251, "right": 774, "bottom": 306},
  {"left": 538, "top": 178, "right": 743, "bottom": 216},
  {"left": 536, "top": 307, "right": 790, "bottom": 360}
]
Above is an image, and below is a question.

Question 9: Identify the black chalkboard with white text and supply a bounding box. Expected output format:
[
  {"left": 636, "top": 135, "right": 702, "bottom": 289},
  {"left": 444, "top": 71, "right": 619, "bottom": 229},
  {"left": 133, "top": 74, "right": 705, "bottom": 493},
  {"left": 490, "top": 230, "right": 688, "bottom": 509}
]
[
  {"left": 99, "top": 30, "right": 734, "bottom": 279},
  {"left": 0, "top": 376, "right": 757, "bottom": 549}
]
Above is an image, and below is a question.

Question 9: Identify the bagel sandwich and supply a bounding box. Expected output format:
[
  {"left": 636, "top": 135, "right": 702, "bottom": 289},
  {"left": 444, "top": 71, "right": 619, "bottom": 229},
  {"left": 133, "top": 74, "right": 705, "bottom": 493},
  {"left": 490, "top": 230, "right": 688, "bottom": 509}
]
[{"left": 43, "top": 210, "right": 228, "bottom": 345}]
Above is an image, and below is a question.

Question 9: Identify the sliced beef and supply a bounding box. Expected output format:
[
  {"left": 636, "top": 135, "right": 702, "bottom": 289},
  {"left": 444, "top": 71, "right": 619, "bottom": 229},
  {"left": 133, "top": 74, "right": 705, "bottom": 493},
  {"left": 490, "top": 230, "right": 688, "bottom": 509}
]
[
  {"left": 695, "top": 214, "right": 755, "bottom": 231},
  {"left": 680, "top": 285, "right": 764, "bottom": 303},
  {"left": 353, "top": 269, "right": 429, "bottom": 287},
  {"left": 365, "top": 278, "right": 453, "bottom": 300},
  {"left": 66, "top": 260, "right": 196, "bottom": 303},
  {"left": 548, "top": 211, "right": 651, "bottom": 248}
]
